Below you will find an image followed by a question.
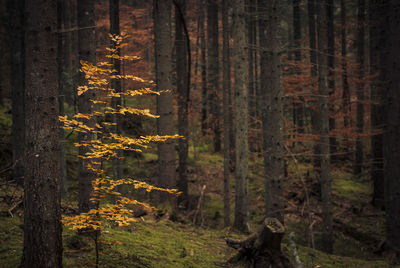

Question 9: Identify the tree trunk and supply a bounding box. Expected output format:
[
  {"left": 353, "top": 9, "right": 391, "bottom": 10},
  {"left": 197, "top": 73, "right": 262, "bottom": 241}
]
[
  {"left": 21, "top": 0, "right": 62, "bottom": 266},
  {"left": 110, "top": 0, "right": 123, "bottom": 186},
  {"left": 355, "top": 0, "right": 365, "bottom": 175},
  {"left": 77, "top": 0, "right": 97, "bottom": 213},
  {"left": 259, "top": 0, "right": 285, "bottom": 224},
  {"left": 175, "top": 0, "right": 189, "bottom": 207},
  {"left": 369, "top": 0, "right": 385, "bottom": 209},
  {"left": 207, "top": 0, "right": 221, "bottom": 152},
  {"left": 227, "top": 218, "right": 292, "bottom": 267},
  {"left": 233, "top": 0, "right": 249, "bottom": 232},
  {"left": 317, "top": 0, "right": 333, "bottom": 253},
  {"left": 341, "top": 0, "right": 350, "bottom": 154},
  {"left": 384, "top": 0, "right": 400, "bottom": 260},
  {"left": 7, "top": 0, "right": 25, "bottom": 187},
  {"left": 222, "top": 0, "right": 231, "bottom": 227},
  {"left": 200, "top": 0, "right": 208, "bottom": 135},
  {"left": 154, "top": 0, "right": 176, "bottom": 202},
  {"left": 293, "top": 0, "right": 304, "bottom": 134}
]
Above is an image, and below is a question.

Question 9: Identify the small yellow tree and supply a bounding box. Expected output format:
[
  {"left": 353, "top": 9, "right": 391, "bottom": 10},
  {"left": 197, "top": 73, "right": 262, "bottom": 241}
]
[{"left": 60, "top": 30, "right": 180, "bottom": 265}]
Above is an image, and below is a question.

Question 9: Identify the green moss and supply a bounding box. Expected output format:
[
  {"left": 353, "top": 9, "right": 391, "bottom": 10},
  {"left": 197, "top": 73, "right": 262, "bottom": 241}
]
[{"left": 332, "top": 170, "right": 371, "bottom": 203}]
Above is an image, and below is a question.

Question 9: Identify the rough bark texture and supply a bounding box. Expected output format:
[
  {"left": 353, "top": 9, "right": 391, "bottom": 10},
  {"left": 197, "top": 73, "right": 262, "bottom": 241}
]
[
  {"left": 8, "top": 0, "right": 25, "bottom": 187},
  {"left": 355, "top": 0, "right": 365, "bottom": 175},
  {"left": 259, "top": 0, "right": 284, "bottom": 223},
  {"left": 175, "top": 0, "right": 189, "bottom": 206},
  {"left": 369, "top": 0, "right": 385, "bottom": 209},
  {"left": 22, "top": 0, "right": 63, "bottom": 266},
  {"left": 317, "top": 0, "right": 333, "bottom": 253},
  {"left": 77, "top": 0, "right": 97, "bottom": 213},
  {"left": 207, "top": 0, "right": 221, "bottom": 152},
  {"left": 341, "top": 0, "right": 350, "bottom": 153},
  {"left": 222, "top": 0, "right": 231, "bottom": 227},
  {"left": 233, "top": 0, "right": 249, "bottom": 232},
  {"left": 154, "top": 0, "right": 176, "bottom": 202},
  {"left": 227, "top": 218, "right": 292, "bottom": 268},
  {"left": 384, "top": 0, "right": 400, "bottom": 259}
]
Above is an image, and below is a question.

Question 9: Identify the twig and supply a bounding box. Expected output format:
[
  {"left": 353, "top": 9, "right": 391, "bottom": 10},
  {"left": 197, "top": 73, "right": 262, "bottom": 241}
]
[{"left": 8, "top": 200, "right": 22, "bottom": 218}]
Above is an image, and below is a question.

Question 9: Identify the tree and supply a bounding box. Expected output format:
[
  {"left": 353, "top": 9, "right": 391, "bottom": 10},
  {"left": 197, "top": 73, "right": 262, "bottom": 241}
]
[
  {"left": 384, "top": 0, "right": 400, "bottom": 260},
  {"left": 355, "top": 0, "right": 365, "bottom": 175},
  {"left": 222, "top": 0, "right": 231, "bottom": 227},
  {"left": 259, "top": 0, "right": 284, "bottom": 224},
  {"left": 369, "top": 0, "right": 385, "bottom": 208},
  {"left": 341, "top": 0, "right": 350, "bottom": 152},
  {"left": 154, "top": 0, "right": 176, "bottom": 202},
  {"left": 207, "top": 0, "right": 221, "bottom": 152},
  {"left": 233, "top": 0, "right": 249, "bottom": 232},
  {"left": 21, "top": 0, "right": 62, "bottom": 266},
  {"left": 317, "top": 0, "right": 333, "bottom": 253},
  {"left": 293, "top": 0, "right": 304, "bottom": 134},
  {"left": 77, "top": 0, "right": 97, "bottom": 213},
  {"left": 7, "top": 0, "right": 25, "bottom": 186},
  {"left": 175, "top": 0, "right": 190, "bottom": 206}
]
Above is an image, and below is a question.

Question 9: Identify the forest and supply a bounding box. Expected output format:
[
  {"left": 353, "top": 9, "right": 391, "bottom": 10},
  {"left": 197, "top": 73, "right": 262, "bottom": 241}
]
[{"left": 0, "top": 0, "right": 400, "bottom": 267}]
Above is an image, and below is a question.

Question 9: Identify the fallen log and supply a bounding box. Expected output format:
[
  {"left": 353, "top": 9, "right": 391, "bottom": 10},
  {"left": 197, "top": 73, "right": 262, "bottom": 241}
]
[{"left": 226, "top": 217, "right": 293, "bottom": 268}]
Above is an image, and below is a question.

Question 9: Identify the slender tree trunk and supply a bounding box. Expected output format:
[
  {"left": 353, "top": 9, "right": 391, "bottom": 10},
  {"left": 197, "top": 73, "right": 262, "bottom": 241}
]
[
  {"left": 110, "top": 0, "right": 123, "bottom": 185},
  {"left": 7, "top": 0, "right": 25, "bottom": 187},
  {"left": 293, "top": 0, "right": 304, "bottom": 134},
  {"left": 259, "top": 0, "right": 284, "bottom": 224},
  {"left": 222, "top": 0, "right": 231, "bottom": 227},
  {"left": 327, "top": 0, "right": 337, "bottom": 161},
  {"left": 247, "top": 0, "right": 256, "bottom": 134},
  {"left": 200, "top": 0, "right": 208, "bottom": 135},
  {"left": 308, "top": 0, "right": 320, "bottom": 170},
  {"left": 355, "top": 0, "right": 365, "bottom": 175},
  {"left": 233, "top": 0, "right": 249, "bottom": 232},
  {"left": 369, "top": 0, "right": 385, "bottom": 209},
  {"left": 154, "top": 0, "right": 175, "bottom": 202},
  {"left": 317, "top": 0, "right": 333, "bottom": 253},
  {"left": 77, "top": 0, "right": 97, "bottom": 213},
  {"left": 341, "top": 0, "right": 350, "bottom": 154},
  {"left": 21, "top": 0, "right": 62, "bottom": 266},
  {"left": 175, "top": 0, "right": 189, "bottom": 206},
  {"left": 207, "top": 0, "right": 221, "bottom": 152},
  {"left": 57, "top": 0, "right": 68, "bottom": 199},
  {"left": 385, "top": 0, "right": 400, "bottom": 259}
]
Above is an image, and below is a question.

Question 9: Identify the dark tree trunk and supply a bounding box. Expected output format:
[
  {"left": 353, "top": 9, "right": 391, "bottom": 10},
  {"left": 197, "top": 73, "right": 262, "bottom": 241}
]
[
  {"left": 259, "top": 0, "right": 285, "bottom": 224},
  {"left": 293, "top": 0, "right": 304, "bottom": 134},
  {"left": 327, "top": 0, "right": 337, "bottom": 161},
  {"left": 154, "top": 0, "right": 176, "bottom": 202},
  {"left": 7, "top": 0, "right": 25, "bottom": 187},
  {"left": 200, "top": 0, "right": 208, "bottom": 135},
  {"left": 384, "top": 0, "right": 400, "bottom": 260},
  {"left": 110, "top": 0, "right": 123, "bottom": 185},
  {"left": 227, "top": 218, "right": 292, "bottom": 268},
  {"left": 175, "top": 0, "right": 189, "bottom": 206},
  {"left": 317, "top": 0, "right": 333, "bottom": 253},
  {"left": 355, "top": 0, "right": 365, "bottom": 175},
  {"left": 207, "top": 0, "right": 221, "bottom": 152},
  {"left": 21, "top": 0, "right": 62, "bottom": 266},
  {"left": 77, "top": 0, "right": 97, "bottom": 213},
  {"left": 341, "top": 0, "right": 350, "bottom": 154},
  {"left": 222, "top": 0, "right": 231, "bottom": 227},
  {"left": 369, "top": 0, "right": 385, "bottom": 209},
  {"left": 57, "top": 0, "right": 67, "bottom": 199},
  {"left": 233, "top": 0, "right": 249, "bottom": 232}
]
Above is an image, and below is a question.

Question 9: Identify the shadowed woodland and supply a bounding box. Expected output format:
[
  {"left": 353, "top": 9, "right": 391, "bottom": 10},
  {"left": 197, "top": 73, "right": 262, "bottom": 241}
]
[{"left": 1, "top": 0, "right": 400, "bottom": 267}]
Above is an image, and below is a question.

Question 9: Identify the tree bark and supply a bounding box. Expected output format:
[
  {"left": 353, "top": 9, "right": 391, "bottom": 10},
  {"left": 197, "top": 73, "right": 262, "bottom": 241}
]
[
  {"left": 21, "top": 0, "right": 62, "bottom": 266},
  {"left": 355, "top": 0, "right": 365, "bottom": 175},
  {"left": 293, "top": 0, "right": 304, "bottom": 134},
  {"left": 317, "top": 0, "right": 333, "bottom": 253},
  {"left": 200, "top": 0, "right": 208, "bottom": 135},
  {"left": 341, "top": 0, "right": 350, "bottom": 154},
  {"left": 207, "top": 0, "right": 221, "bottom": 152},
  {"left": 369, "top": 0, "right": 385, "bottom": 209},
  {"left": 384, "top": 0, "right": 400, "bottom": 260},
  {"left": 222, "top": 0, "right": 231, "bottom": 227},
  {"left": 77, "top": 0, "right": 97, "bottom": 213},
  {"left": 154, "top": 0, "right": 176, "bottom": 202},
  {"left": 259, "top": 0, "right": 285, "bottom": 224},
  {"left": 7, "top": 0, "right": 25, "bottom": 187},
  {"left": 233, "top": 0, "right": 249, "bottom": 232},
  {"left": 175, "top": 0, "right": 190, "bottom": 206}
]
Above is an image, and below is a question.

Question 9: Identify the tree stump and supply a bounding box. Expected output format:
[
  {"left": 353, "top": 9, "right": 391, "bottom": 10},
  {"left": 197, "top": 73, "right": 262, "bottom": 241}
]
[{"left": 226, "top": 218, "right": 293, "bottom": 268}]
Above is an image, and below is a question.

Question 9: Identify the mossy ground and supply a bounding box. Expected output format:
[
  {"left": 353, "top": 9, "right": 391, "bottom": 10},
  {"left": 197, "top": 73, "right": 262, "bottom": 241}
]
[{"left": 0, "top": 142, "right": 397, "bottom": 267}]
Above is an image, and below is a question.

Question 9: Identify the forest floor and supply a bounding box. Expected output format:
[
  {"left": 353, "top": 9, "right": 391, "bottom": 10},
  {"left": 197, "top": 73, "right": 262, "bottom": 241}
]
[{"left": 0, "top": 142, "right": 398, "bottom": 267}]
